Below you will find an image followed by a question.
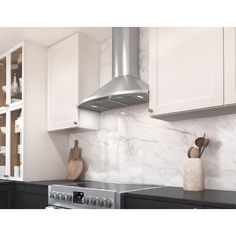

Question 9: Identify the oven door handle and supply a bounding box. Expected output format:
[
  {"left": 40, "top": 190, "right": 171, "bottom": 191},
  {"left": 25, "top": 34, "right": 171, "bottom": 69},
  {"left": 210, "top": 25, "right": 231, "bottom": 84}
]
[{"left": 46, "top": 205, "right": 69, "bottom": 209}]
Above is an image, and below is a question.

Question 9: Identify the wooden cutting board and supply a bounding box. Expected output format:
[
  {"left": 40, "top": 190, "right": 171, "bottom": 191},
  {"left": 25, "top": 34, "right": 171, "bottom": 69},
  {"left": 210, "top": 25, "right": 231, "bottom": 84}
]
[{"left": 67, "top": 140, "right": 83, "bottom": 180}]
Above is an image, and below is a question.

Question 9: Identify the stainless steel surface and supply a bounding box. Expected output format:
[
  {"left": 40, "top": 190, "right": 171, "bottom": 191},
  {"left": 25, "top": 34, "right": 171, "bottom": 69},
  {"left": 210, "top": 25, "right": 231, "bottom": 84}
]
[
  {"left": 48, "top": 181, "right": 161, "bottom": 209},
  {"left": 112, "top": 27, "right": 139, "bottom": 79},
  {"left": 48, "top": 184, "right": 116, "bottom": 209},
  {"left": 78, "top": 27, "right": 149, "bottom": 112}
]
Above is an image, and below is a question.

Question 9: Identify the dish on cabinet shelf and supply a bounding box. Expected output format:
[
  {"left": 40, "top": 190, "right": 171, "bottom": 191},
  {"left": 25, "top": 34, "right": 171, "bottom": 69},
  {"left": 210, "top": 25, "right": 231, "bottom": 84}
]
[
  {"left": 17, "top": 144, "right": 22, "bottom": 154},
  {"left": 17, "top": 53, "right": 22, "bottom": 64},
  {"left": 15, "top": 118, "right": 23, "bottom": 133},
  {"left": 0, "top": 166, "right": 5, "bottom": 176},
  {"left": 1, "top": 85, "right": 6, "bottom": 93},
  {"left": 14, "top": 166, "right": 20, "bottom": 178},
  {"left": 11, "top": 98, "right": 21, "bottom": 103},
  {"left": 0, "top": 126, "right": 6, "bottom": 134}
]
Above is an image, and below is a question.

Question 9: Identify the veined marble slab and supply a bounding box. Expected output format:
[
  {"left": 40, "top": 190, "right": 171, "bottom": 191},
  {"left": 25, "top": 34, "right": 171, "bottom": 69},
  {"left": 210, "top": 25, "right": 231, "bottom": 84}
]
[{"left": 70, "top": 28, "right": 236, "bottom": 191}]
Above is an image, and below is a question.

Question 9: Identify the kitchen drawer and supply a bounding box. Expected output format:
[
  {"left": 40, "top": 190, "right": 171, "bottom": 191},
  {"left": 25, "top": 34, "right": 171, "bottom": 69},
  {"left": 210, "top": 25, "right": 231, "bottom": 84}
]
[
  {"left": 0, "top": 184, "right": 15, "bottom": 209},
  {"left": 15, "top": 184, "right": 48, "bottom": 209}
]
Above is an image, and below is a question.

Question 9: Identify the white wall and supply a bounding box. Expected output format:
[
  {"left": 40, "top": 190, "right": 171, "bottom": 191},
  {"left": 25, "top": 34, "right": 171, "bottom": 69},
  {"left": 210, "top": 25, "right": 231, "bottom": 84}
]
[{"left": 69, "top": 28, "right": 236, "bottom": 191}]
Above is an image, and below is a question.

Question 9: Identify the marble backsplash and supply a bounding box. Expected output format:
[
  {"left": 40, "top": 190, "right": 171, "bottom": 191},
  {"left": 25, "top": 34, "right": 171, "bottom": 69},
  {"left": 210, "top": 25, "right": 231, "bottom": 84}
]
[{"left": 70, "top": 28, "right": 236, "bottom": 191}]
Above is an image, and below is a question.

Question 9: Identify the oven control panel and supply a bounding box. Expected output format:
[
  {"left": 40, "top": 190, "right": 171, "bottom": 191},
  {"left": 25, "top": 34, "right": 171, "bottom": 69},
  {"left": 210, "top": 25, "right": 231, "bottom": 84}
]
[{"left": 48, "top": 186, "right": 115, "bottom": 209}]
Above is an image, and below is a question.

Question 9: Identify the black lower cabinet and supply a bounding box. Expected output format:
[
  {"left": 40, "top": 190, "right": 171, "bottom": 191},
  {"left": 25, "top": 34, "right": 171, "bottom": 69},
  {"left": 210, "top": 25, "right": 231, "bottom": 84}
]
[
  {"left": 0, "top": 182, "right": 48, "bottom": 209},
  {"left": 15, "top": 184, "right": 48, "bottom": 209},
  {"left": 126, "top": 197, "right": 203, "bottom": 209},
  {"left": 0, "top": 184, "right": 15, "bottom": 209}
]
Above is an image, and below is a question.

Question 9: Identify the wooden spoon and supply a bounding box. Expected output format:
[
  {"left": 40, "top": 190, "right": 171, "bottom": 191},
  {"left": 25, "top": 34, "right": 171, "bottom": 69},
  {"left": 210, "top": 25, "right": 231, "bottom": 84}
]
[
  {"left": 187, "top": 147, "right": 194, "bottom": 158},
  {"left": 199, "top": 138, "right": 210, "bottom": 158},
  {"left": 189, "top": 147, "right": 200, "bottom": 158},
  {"left": 187, "top": 147, "right": 200, "bottom": 158},
  {"left": 195, "top": 133, "right": 206, "bottom": 153}
]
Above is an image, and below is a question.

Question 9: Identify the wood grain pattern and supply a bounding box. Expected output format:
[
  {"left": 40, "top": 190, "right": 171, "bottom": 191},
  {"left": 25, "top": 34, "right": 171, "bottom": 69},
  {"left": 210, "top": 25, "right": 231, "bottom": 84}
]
[{"left": 67, "top": 140, "right": 83, "bottom": 180}]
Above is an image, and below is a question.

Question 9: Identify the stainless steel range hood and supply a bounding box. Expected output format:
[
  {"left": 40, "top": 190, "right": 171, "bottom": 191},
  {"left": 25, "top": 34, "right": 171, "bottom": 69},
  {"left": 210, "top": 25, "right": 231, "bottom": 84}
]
[{"left": 78, "top": 27, "right": 149, "bottom": 112}]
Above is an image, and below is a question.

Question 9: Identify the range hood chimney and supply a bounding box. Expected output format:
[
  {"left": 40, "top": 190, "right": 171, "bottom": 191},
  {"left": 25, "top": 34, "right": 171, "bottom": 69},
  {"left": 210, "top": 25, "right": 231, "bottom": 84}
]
[{"left": 78, "top": 27, "right": 149, "bottom": 112}]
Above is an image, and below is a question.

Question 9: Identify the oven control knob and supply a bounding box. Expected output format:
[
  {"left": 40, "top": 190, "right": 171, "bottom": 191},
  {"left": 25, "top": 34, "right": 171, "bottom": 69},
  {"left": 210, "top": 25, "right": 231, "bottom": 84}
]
[
  {"left": 96, "top": 198, "right": 104, "bottom": 207},
  {"left": 89, "top": 197, "right": 96, "bottom": 206},
  {"left": 64, "top": 194, "right": 71, "bottom": 201},
  {"left": 54, "top": 193, "right": 59, "bottom": 199},
  {"left": 60, "top": 193, "right": 65, "bottom": 201},
  {"left": 67, "top": 194, "right": 73, "bottom": 202},
  {"left": 83, "top": 197, "right": 89, "bottom": 204},
  {"left": 104, "top": 199, "right": 112, "bottom": 208}
]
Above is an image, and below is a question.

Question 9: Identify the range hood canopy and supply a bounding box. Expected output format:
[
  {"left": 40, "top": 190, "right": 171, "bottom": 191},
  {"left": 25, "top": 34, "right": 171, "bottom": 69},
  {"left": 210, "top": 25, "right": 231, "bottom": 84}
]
[{"left": 78, "top": 27, "right": 149, "bottom": 112}]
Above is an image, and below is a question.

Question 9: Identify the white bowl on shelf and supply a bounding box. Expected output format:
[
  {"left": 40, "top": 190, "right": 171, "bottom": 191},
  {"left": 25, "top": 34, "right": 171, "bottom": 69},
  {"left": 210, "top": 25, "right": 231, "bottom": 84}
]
[
  {"left": 0, "top": 146, "right": 6, "bottom": 152},
  {"left": 0, "top": 127, "right": 6, "bottom": 134},
  {"left": 1, "top": 85, "right": 6, "bottom": 93},
  {"left": 11, "top": 98, "right": 21, "bottom": 103},
  {"left": 0, "top": 166, "right": 5, "bottom": 176}
]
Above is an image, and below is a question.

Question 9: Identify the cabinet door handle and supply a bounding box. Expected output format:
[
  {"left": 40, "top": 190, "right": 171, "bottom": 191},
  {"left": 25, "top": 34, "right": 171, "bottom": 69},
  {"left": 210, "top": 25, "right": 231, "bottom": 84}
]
[
  {"left": 73, "top": 121, "right": 78, "bottom": 125},
  {"left": 148, "top": 108, "right": 153, "bottom": 113}
]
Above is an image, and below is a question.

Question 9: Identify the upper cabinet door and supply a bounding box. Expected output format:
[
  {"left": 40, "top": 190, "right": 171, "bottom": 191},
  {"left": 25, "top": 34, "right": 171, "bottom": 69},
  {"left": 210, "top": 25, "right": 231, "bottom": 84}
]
[
  {"left": 149, "top": 28, "right": 224, "bottom": 116},
  {"left": 47, "top": 33, "right": 100, "bottom": 131},
  {"left": 47, "top": 34, "right": 79, "bottom": 131},
  {"left": 224, "top": 28, "right": 236, "bottom": 105}
]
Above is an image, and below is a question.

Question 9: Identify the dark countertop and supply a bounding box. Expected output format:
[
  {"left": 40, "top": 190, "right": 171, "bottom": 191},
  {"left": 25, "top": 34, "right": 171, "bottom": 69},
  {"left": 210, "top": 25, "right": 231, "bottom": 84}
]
[
  {"left": 2, "top": 179, "right": 236, "bottom": 208},
  {"left": 0, "top": 180, "right": 14, "bottom": 185},
  {"left": 17, "top": 179, "right": 74, "bottom": 186},
  {"left": 126, "top": 186, "right": 236, "bottom": 208},
  {"left": 0, "top": 179, "right": 74, "bottom": 187},
  {"left": 27, "top": 179, "right": 74, "bottom": 186}
]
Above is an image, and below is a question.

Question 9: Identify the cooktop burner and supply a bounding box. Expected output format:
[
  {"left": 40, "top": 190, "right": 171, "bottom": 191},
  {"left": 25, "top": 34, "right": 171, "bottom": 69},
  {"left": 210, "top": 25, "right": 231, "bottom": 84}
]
[{"left": 65, "top": 180, "right": 159, "bottom": 192}]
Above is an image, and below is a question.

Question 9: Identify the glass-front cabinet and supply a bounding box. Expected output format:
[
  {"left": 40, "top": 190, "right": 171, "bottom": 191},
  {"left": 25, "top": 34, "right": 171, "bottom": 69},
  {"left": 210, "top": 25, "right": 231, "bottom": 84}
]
[
  {"left": 0, "top": 43, "right": 24, "bottom": 180},
  {"left": 0, "top": 39, "right": 63, "bottom": 181}
]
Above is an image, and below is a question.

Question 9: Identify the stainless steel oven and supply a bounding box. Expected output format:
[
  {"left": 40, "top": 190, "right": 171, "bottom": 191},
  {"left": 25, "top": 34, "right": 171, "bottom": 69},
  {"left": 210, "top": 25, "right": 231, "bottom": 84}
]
[{"left": 48, "top": 181, "right": 161, "bottom": 209}]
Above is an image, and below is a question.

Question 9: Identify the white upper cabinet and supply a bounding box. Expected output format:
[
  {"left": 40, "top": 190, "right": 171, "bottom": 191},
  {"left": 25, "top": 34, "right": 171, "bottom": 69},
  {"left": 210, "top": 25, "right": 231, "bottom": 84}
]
[
  {"left": 47, "top": 33, "right": 100, "bottom": 131},
  {"left": 149, "top": 28, "right": 224, "bottom": 118},
  {"left": 224, "top": 28, "right": 236, "bottom": 105}
]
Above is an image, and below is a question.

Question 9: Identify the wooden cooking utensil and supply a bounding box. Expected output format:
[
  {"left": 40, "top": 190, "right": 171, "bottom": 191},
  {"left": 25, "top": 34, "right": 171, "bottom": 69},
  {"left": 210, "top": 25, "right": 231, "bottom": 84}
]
[
  {"left": 187, "top": 147, "right": 194, "bottom": 158},
  {"left": 189, "top": 147, "right": 200, "bottom": 158},
  {"left": 188, "top": 147, "right": 200, "bottom": 158},
  {"left": 195, "top": 133, "right": 206, "bottom": 153},
  {"left": 67, "top": 140, "right": 83, "bottom": 181},
  {"left": 199, "top": 138, "right": 210, "bottom": 158}
]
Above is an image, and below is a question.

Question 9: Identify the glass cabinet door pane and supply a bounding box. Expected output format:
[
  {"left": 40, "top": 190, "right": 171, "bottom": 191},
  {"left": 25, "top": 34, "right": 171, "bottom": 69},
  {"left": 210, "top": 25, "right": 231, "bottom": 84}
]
[
  {"left": 0, "top": 57, "right": 7, "bottom": 108},
  {"left": 0, "top": 113, "right": 6, "bottom": 177},
  {"left": 10, "top": 108, "right": 22, "bottom": 178},
  {"left": 10, "top": 48, "right": 22, "bottom": 104}
]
